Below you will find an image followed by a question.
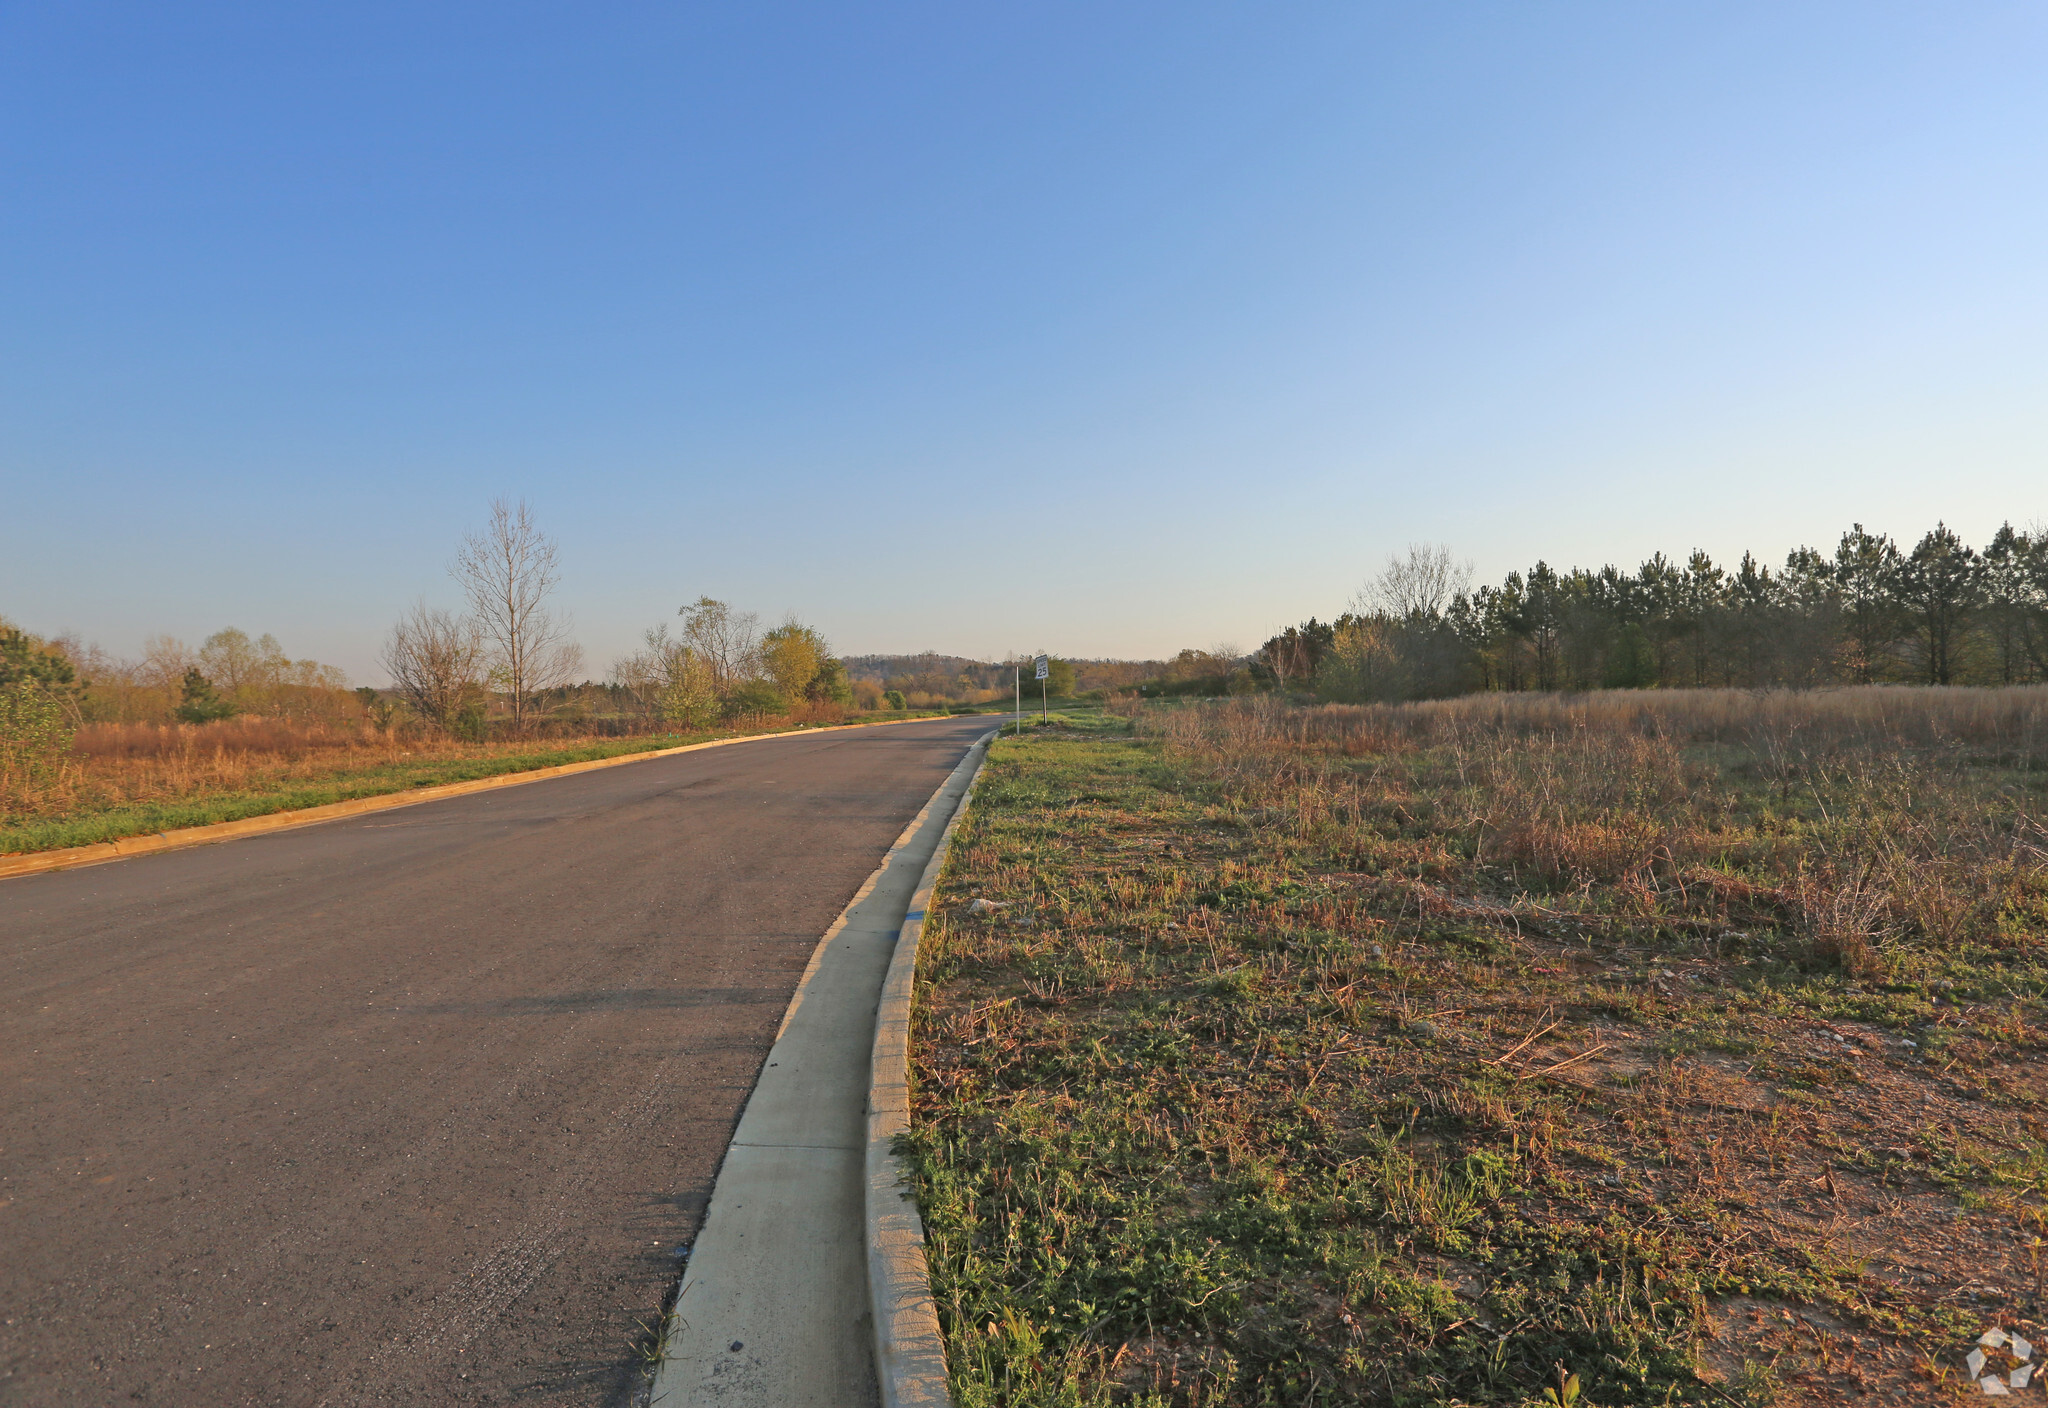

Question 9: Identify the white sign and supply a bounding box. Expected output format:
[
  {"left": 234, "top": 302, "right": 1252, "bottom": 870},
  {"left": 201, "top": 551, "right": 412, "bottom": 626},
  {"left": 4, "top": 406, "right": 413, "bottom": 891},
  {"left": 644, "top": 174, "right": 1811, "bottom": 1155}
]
[{"left": 1033, "top": 655, "right": 1049, "bottom": 681}]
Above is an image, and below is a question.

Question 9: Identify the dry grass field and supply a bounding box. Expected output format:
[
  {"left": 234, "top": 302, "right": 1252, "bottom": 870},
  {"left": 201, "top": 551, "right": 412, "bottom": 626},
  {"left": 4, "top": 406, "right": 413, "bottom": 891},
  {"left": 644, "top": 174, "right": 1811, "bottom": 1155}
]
[
  {"left": 0, "top": 702, "right": 908, "bottom": 855},
  {"left": 908, "top": 689, "right": 2048, "bottom": 1406}
]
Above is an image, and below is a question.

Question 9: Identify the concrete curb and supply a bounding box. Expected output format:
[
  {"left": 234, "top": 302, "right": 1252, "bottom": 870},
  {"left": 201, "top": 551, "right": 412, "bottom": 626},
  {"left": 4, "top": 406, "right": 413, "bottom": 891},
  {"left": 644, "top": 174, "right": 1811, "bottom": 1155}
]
[
  {"left": 866, "top": 734, "right": 994, "bottom": 1408},
  {"left": 647, "top": 728, "right": 997, "bottom": 1406},
  {"left": 0, "top": 713, "right": 975, "bottom": 883}
]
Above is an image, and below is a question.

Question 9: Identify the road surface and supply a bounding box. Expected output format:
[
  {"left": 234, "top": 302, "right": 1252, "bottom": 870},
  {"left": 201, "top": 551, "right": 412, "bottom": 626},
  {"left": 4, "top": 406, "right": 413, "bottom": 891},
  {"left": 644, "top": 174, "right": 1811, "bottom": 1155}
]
[{"left": 0, "top": 715, "right": 995, "bottom": 1406}]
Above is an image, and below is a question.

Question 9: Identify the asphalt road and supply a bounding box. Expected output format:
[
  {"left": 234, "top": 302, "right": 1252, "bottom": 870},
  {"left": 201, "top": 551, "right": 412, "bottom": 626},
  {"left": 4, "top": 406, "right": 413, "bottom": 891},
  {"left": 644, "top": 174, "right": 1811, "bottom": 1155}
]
[{"left": 0, "top": 715, "right": 998, "bottom": 1407}]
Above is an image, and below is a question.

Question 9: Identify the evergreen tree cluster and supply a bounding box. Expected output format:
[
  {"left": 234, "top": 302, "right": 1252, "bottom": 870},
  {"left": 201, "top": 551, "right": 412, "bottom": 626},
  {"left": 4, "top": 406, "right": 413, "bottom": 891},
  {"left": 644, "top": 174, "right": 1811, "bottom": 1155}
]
[{"left": 1259, "top": 522, "right": 2048, "bottom": 700}]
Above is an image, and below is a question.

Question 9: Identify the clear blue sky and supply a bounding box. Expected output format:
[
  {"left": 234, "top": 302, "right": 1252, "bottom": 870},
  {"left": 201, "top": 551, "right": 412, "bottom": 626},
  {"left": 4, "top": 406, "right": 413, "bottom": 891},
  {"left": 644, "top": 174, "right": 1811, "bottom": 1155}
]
[{"left": 5, "top": 3, "right": 2045, "bottom": 682}]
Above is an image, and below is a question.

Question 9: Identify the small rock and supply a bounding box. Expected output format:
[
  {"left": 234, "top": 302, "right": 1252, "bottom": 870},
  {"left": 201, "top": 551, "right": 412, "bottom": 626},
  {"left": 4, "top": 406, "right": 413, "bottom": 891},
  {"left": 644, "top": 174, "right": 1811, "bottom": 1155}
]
[
  {"left": 730, "top": 1340, "right": 745, "bottom": 1353},
  {"left": 1407, "top": 1019, "right": 1439, "bottom": 1041}
]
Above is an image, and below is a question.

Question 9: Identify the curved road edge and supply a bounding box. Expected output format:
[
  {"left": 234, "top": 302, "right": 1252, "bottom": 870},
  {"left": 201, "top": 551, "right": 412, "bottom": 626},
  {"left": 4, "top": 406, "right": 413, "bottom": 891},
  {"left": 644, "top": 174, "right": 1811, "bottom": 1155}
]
[
  {"left": 647, "top": 728, "right": 995, "bottom": 1406},
  {"left": 0, "top": 713, "right": 970, "bottom": 883}
]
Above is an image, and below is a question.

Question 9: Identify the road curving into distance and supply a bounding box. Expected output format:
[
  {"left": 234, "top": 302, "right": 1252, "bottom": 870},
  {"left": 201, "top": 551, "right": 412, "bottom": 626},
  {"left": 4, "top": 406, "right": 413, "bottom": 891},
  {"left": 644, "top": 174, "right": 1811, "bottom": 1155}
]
[{"left": 0, "top": 713, "right": 996, "bottom": 1407}]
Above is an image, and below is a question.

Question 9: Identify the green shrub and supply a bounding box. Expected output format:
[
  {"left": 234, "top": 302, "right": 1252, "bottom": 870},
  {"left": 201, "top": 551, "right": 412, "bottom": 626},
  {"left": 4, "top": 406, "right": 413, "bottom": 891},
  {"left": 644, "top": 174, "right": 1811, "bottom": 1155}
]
[
  {"left": 883, "top": 689, "right": 907, "bottom": 710},
  {"left": 451, "top": 689, "right": 491, "bottom": 741},
  {"left": 1035, "top": 657, "right": 1076, "bottom": 698},
  {"left": 724, "top": 679, "right": 788, "bottom": 718},
  {"left": 0, "top": 626, "right": 77, "bottom": 693},
  {"left": 354, "top": 686, "right": 403, "bottom": 729},
  {"left": 660, "top": 678, "right": 717, "bottom": 730},
  {"left": 174, "top": 669, "right": 236, "bottom": 724},
  {"left": 1602, "top": 622, "right": 1658, "bottom": 689},
  {"left": 807, "top": 656, "right": 854, "bottom": 706},
  {"left": 0, "top": 679, "right": 73, "bottom": 786}
]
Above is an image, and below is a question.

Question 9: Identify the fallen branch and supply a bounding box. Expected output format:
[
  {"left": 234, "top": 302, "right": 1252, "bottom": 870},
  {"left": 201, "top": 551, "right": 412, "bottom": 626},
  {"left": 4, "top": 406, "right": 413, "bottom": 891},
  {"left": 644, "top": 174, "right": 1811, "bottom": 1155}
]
[
  {"left": 1520, "top": 1043, "right": 1610, "bottom": 1080},
  {"left": 1484, "top": 1013, "right": 1561, "bottom": 1067}
]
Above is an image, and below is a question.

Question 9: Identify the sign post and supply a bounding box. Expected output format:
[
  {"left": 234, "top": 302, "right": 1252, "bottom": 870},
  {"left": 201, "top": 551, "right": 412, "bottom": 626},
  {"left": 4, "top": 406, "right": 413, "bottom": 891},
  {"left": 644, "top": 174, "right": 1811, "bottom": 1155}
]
[
  {"left": 1013, "top": 662, "right": 1021, "bottom": 736},
  {"left": 1034, "top": 654, "right": 1049, "bottom": 722}
]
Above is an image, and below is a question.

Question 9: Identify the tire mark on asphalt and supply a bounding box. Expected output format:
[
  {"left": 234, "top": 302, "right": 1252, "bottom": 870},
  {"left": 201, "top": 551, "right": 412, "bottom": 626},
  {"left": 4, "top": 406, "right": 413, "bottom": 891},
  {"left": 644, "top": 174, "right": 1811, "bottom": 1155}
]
[{"left": 319, "top": 1025, "right": 683, "bottom": 1403}]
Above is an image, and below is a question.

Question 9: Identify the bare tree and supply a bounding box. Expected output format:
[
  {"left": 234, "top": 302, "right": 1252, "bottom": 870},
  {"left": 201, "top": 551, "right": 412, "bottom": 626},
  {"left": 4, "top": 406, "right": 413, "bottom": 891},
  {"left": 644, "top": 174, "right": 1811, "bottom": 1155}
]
[
  {"left": 607, "top": 637, "right": 663, "bottom": 711},
  {"left": 451, "top": 499, "right": 582, "bottom": 731},
  {"left": 611, "top": 622, "right": 717, "bottom": 726},
  {"left": 198, "top": 628, "right": 290, "bottom": 708},
  {"left": 677, "top": 597, "right": 760, "bottom": 698},
  {"left": 198, "top": 628, "right": 261, "bottom": 695},
  {"left": 382, "top": 602, "right": 485, "bottom": 729},
  {"left": 138, "top": 635, "right": 196, "bottom": 698},
  {"left": 1357, "top": 543, "right": 1472, "bottom": 621},
  {"left": 48, "top": 633, "right": 123, "bottom": 689}
]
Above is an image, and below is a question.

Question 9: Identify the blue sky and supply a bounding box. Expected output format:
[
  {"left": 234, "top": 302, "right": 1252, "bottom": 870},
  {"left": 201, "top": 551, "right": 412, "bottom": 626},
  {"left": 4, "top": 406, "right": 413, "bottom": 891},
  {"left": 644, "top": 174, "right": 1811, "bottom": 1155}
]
[{"left": 4, "top": 3, "right": 2045, "bottom": 681}]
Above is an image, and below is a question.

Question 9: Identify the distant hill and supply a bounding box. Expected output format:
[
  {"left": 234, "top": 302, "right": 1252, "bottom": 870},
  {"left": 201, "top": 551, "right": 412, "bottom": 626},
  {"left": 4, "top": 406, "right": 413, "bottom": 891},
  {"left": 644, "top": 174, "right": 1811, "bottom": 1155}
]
[
  {"left": 841, "top": 653, "right": 996, "bottom": 685},
  {"left": 841, "top": 653, "right": 1169, "bottom": 697}
]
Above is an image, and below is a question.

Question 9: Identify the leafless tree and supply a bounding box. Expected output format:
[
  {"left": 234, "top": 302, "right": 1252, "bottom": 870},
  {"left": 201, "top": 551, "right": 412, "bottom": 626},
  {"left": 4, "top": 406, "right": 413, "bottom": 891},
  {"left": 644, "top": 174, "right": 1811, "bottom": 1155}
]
[
  {"left": 138, "top": 635, "right": 195, "bottom": 694},
  {"left": 1357, "top": 542, "right": 1472, "bottom": 621},
  {"left": 611, "top": 622, "right": 718, "bottom": 725},
  {"left": 48, "top": 634, "right": 124, "bottom": 688},
  {"left": 607, "top": 636, "right": 663, "bottom": 711},
  {"left": 382, "top": 602, "right": 485, "bottom": 728},
  {"left": 677, "top": 597, "right": 760, "bottom": 698},
  {"left": 450, "top": 499, "right": 582, "bottom": 731}
]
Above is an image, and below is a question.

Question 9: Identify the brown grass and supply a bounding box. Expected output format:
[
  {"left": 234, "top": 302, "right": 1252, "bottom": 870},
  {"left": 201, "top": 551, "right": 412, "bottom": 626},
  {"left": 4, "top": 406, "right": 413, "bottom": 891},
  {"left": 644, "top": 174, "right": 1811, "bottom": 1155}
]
[
  {"left": 72, "top": 717, "right": 388, "bottom": 762},
  {"left": 1220, "top": 683, "right": 2048, "bottom": 753},
  {"left": 1144, "top": 691, "right": 2048, "bottom": 984},
  {"left": 906, "top": 693, "right": 2048, "bottom": 1406},
  {"left": 4, "top": 703, "right": 865, "bottom": 829},
  {"left": 8, "top": 718, "right": 457, "bottom": 822}
]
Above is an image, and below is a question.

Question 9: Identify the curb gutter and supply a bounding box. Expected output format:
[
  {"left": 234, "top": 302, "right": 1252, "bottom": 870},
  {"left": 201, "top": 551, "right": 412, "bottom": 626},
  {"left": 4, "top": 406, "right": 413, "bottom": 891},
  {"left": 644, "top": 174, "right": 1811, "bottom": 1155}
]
[
  {"left": 646, "top": 729, "right": 995, "bottom": 1406},
  {"left": 867, "top": 735, "right": 993, "bottom": 1408},
  {"left": 0, "top": 713, "right": 972, "bottom": 883}
]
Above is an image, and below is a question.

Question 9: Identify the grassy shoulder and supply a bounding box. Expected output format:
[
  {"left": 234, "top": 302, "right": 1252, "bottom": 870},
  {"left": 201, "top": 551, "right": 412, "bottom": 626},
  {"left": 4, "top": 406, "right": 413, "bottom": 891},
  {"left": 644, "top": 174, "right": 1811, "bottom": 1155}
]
[
  {"left": 0, "top": 711, "right": 954, "bottom": 856},
  {"left": 907, "top": 703, "right": 2048, "bottom": 1406}
]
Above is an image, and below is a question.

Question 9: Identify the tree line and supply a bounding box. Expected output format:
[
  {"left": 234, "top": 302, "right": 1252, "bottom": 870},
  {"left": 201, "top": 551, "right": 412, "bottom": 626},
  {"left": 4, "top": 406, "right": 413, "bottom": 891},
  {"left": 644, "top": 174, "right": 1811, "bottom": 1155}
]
[
  {"left": 1, "top": 619, "right": 351, "bottom": 726},
  {"left": 1259, "top": 522, "right": 2048, "bottom": 701},
  {"left": 382, "top": 498, "right": 854, "bottom": 735},
  {"left": 2, "top": 498, "right": 868, "bottom": 762},
  {"left": 843, "top": 653, "right": 1105, "bottom": 707}
]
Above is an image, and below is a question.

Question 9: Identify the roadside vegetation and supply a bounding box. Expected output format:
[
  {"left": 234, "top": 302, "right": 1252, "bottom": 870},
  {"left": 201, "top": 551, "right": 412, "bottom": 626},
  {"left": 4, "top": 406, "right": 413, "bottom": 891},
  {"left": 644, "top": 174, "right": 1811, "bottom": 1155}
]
[
  {"left": 0, "top": 498, "right": 975, "bottom": 855},
  {"left": 1262, "top": 522, "right": 2048, "bottom": 704},
  {"left": 908, "top": 687, "right": 2048, "bottom": 1405},
  {"left": 3, "top": 493, "right": 1231, "bottom": 855},
  {"left": 0, "top": 713, "right": 957, "bottom": 857}
]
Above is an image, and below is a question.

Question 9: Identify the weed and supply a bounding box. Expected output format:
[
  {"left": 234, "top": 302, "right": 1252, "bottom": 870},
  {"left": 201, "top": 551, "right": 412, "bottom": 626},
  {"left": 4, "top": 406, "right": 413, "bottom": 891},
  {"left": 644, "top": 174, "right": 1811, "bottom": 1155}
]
[
  {"left": 911, "top": 695, "right": 2048, "bottom": 1405},
  {"left": 0, "top": 708, "right": 962, "bottom": 854}
]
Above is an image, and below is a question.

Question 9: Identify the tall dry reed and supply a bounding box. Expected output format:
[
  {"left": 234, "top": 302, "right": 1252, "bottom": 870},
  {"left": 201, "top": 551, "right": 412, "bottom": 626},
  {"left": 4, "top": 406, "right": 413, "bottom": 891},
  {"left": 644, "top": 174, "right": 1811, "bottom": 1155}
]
[
  {"left": 1250, "top": 685, "right": 2048, "bottom": 755},
  {"left": 73, "top": 717, "right": 387, "bottom": 762},
  {"left": 6, "top": 704, "right": 861, "bottom": 828},
  {"left": 1141, "top": 689, "right": 2048, "bottom": 977}
]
